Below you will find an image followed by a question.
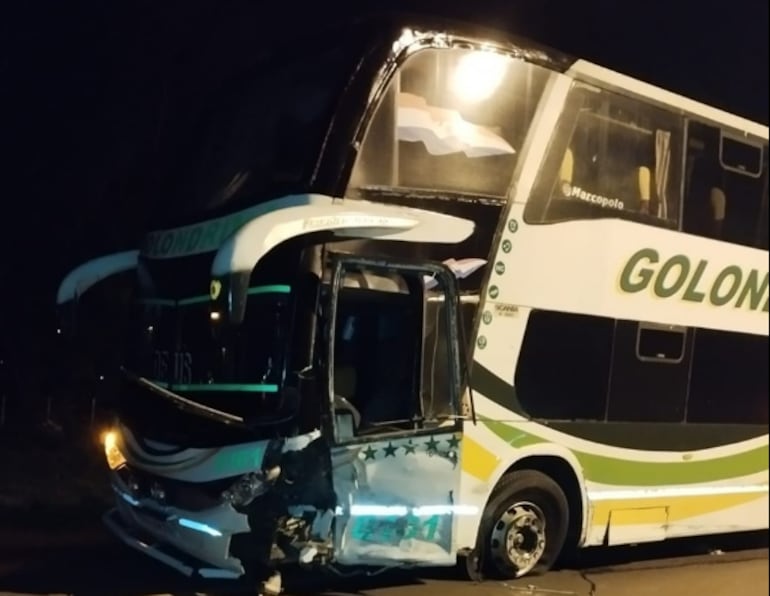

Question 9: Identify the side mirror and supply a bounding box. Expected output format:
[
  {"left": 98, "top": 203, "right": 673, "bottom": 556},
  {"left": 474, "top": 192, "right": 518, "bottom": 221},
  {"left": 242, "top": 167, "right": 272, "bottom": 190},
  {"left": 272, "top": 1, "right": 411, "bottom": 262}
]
[{"left": 55, "top": 250, "right": 140, "bottom": 339}]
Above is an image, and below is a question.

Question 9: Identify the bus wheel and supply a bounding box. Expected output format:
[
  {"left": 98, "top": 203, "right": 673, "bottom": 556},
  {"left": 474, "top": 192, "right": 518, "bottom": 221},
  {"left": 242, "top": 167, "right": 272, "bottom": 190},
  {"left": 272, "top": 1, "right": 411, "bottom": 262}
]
[{"left": 482, "top": 470, "right": 569, "bottom": 579}]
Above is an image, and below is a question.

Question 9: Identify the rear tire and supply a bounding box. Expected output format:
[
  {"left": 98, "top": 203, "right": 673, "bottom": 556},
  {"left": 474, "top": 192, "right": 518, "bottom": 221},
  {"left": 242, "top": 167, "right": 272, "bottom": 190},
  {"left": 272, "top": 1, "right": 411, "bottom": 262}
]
[{"left": 480, "top": 470, "right": 569, "bottom": 579}]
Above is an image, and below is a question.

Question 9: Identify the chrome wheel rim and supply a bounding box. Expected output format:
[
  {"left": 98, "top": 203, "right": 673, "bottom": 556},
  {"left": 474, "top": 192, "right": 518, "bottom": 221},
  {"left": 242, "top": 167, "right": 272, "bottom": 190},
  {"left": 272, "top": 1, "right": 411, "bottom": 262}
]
[{"left": 489, "top": 500, "right": 547, "bottom": 576}]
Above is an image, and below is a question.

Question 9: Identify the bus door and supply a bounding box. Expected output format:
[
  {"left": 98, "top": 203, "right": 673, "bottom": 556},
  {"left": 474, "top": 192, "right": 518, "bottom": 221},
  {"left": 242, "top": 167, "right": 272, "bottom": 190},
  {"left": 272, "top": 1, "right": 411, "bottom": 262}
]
[{"left": 323, "top": 255, "right": 467, "bottom": 566}]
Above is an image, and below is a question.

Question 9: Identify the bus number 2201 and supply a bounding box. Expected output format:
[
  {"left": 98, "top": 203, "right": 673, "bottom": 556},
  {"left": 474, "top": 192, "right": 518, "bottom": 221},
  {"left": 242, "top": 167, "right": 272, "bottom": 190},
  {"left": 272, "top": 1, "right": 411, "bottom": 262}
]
[{"left": 350, "top": 514, "right": 442, "bottom": 544}]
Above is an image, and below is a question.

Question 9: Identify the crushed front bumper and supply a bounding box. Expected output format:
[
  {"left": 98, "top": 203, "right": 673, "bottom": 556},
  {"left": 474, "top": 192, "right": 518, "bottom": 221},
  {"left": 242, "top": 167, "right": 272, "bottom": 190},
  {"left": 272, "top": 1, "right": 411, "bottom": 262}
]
[{"left": 105, "top": 473, "right": 251, "bottom": 579}]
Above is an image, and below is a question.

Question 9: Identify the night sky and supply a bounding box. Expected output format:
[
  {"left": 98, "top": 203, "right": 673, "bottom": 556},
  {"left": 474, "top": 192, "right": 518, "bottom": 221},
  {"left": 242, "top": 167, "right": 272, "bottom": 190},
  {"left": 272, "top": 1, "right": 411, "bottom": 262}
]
[{"left": 1, "top": 0, "right": 767, "bottom": 395}]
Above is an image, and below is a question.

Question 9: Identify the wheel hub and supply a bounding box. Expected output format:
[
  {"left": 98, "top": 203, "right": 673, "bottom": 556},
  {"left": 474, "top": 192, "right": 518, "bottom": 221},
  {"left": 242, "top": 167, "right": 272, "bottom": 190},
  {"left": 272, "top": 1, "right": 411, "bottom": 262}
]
[{"left": 490, "top": 501, "right": 547, "bottom": 576}]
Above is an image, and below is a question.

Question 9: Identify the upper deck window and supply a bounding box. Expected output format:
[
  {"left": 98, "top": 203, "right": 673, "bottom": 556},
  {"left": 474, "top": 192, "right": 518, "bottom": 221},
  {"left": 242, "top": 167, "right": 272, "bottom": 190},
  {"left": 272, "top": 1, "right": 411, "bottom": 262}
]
[
  {"left": 349, "top": 48, "right": 554, "bottom": 199},
  {"left": 525, "top": 83, "right": 684, "bottom": 228},
  {"left": 683, "top": 121, "right": 768, "bottom": 248}
]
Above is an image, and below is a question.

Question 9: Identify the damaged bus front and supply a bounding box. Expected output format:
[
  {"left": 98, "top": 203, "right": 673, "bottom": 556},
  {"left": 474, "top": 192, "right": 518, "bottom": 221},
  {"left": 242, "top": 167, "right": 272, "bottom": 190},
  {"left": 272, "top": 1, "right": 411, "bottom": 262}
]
[
  {"left": 56, "top": 15, "right": 576, "bottom": 591},
  {"left": 59, "top": 196, "right": 477, "bottom": 587}
]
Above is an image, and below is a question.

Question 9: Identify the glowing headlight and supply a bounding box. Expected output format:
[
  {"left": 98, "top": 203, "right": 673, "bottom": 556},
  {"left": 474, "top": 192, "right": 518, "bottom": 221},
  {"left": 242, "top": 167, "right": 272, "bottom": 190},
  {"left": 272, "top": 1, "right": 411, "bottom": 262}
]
[{"left": 102, "top": 430, "right": 126, "bottom": 470}]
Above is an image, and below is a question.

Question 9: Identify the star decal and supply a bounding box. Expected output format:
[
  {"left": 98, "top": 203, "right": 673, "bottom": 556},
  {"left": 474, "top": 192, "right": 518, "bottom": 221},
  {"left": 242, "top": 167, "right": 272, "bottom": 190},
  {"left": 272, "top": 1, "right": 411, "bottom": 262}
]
[
  {"left": 402, "top": 440, "right": 416, "bottom": 455},
  {"left": 447, "top": 435, "right": 461, "bottom": 449},
  {"left": 362, "top": 446, "right": 377, "bottom": 461},
  {"left": 383, "top": 442, "right": 398, "bottom": 457},
  {"left": 424, "top": 436, "right": 440, "bottom": 453}
]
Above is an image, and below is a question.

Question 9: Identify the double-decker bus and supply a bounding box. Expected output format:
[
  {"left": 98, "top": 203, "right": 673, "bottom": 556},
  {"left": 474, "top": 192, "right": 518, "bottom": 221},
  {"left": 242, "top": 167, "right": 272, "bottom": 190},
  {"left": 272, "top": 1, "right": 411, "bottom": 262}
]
[{"left": 57, "top": 14, "right": 768, "bottom": 594}]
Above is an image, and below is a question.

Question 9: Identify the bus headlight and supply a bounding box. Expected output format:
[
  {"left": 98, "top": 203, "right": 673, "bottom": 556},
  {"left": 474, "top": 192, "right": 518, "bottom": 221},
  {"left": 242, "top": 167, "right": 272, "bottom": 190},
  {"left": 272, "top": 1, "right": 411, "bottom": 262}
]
[{"left": 102, "top": 430, "right": 127, "bottom": 470}]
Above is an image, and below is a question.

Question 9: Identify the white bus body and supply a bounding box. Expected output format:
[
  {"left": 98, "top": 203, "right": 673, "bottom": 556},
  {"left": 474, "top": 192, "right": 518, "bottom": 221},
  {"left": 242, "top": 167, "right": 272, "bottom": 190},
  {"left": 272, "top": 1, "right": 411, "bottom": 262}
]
[{"left": 57, "top": 16, "right": 768, "bottom": 590}]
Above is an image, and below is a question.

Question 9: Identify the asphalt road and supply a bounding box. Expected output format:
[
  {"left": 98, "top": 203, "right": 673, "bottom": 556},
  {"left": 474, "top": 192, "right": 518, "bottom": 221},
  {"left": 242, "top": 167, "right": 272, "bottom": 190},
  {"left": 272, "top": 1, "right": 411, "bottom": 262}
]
[{"left": 0, "top": 520, "right": 767, "bottom": 596}]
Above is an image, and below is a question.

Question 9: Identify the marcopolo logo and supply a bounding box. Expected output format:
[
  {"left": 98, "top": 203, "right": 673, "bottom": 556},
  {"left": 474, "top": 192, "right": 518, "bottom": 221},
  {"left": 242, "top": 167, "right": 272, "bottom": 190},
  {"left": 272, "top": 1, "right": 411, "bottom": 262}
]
[
  {"left": 619, "top": 248, "right": 768, "bottom": 312},
  {"left": 562, "top": 182, "right": 625, "bottom": 211}
]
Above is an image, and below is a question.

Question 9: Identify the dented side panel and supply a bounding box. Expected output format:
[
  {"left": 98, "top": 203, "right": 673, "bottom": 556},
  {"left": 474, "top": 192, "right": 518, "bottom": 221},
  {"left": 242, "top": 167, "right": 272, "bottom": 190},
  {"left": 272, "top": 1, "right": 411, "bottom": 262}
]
[{"left": 331, "top": 431, "right": 463, "bottom": 566}]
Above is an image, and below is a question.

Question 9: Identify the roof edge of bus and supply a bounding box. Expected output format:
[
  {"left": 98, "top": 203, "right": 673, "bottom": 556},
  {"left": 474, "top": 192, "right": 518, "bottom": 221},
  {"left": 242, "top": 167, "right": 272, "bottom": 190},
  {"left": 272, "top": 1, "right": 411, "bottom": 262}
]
[
  {"left": 342, "top": 13, "right": 767, "bottom": 136},
  {"left": 568, "top": 60, "right": 768, "bottom": 140},
  {"left": 319, "top": 11, "right": 577, "bottom": 72}
]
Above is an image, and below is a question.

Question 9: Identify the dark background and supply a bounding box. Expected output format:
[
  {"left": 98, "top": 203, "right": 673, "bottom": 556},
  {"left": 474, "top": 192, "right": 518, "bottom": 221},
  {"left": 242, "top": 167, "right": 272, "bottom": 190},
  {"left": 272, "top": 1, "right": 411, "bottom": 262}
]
[{"left": 0, "top": 0, "right": 767, "bottom": 419}]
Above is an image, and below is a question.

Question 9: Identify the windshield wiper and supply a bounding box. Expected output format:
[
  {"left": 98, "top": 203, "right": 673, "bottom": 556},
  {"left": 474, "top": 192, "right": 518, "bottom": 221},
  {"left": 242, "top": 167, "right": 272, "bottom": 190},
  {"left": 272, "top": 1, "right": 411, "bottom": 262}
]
[{"left": 120, "top": 367, "right": 246, "bottom": 428}]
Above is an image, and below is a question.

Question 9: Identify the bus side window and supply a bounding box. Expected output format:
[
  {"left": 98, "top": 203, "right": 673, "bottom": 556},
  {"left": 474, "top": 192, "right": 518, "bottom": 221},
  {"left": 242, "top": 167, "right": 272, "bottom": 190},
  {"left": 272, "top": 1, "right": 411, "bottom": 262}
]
[
  {"left": 330, "top": 266, "right": 458, "bottom": 440},
  {"left": 682, "top": 134, "right": 723, "bottom": 240},
  {"left": 684, "top": 122, "right": 767, "bottom": 247},
  {"left": 607, "top": 321, "right": 693, "bottom": 423},
  {"left": 687, "top": 329, "right": 768, "bottom": 425},
  {"left": 515, "top": 310, "right": 612, "bottom": 421},
  {"left": 527, "top": 84, "right": 683, "bottom": 228},
  {"left": 421, "top": 290, "right": 467, "bottom": 421},
  {"left": 331, "top": 282, "right": 419, "bottom": 433}
]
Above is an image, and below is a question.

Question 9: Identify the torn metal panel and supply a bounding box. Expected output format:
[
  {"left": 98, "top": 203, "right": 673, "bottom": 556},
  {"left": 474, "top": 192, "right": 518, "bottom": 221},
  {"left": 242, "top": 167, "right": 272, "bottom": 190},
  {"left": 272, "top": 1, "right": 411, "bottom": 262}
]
[{"left": 331, "top": 431, "right": 465, "bottom": 566}]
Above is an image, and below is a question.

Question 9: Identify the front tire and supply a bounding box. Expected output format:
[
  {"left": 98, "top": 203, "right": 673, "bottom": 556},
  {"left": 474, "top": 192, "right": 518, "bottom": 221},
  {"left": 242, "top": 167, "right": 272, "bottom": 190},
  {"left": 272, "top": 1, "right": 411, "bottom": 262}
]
[{"left": 481, "top": 470, "right": 569, "bottom": 579}]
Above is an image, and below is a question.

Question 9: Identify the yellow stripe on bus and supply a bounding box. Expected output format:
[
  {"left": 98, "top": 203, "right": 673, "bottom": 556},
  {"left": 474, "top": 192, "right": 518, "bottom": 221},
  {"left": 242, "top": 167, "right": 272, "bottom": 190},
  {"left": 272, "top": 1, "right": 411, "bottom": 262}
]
[
  {"left": 591, "top": 493, "right": 766, "bottom": 527},
  {"left": 461, "top": 436, "right": 500, "bottom": 481}
]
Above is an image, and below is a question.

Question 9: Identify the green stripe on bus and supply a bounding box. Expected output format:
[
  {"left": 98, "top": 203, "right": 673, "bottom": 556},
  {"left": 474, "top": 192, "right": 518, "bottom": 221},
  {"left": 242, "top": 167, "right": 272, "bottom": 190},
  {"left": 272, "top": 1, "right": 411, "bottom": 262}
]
[
  {"left": 482, "top": 418, "right": 769, "bottom": 486},
  {"left": 247, "top": 284, "right": 291, "bottom": 296},
  {"left": 150, "top": 381, "right": 279, "bottom": 393},
  {"left": 140, "top": 284, "right": 291, "bottom": 307},
  {"left": 177, "top": 295, "right": 210, "bottom": 306}
]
